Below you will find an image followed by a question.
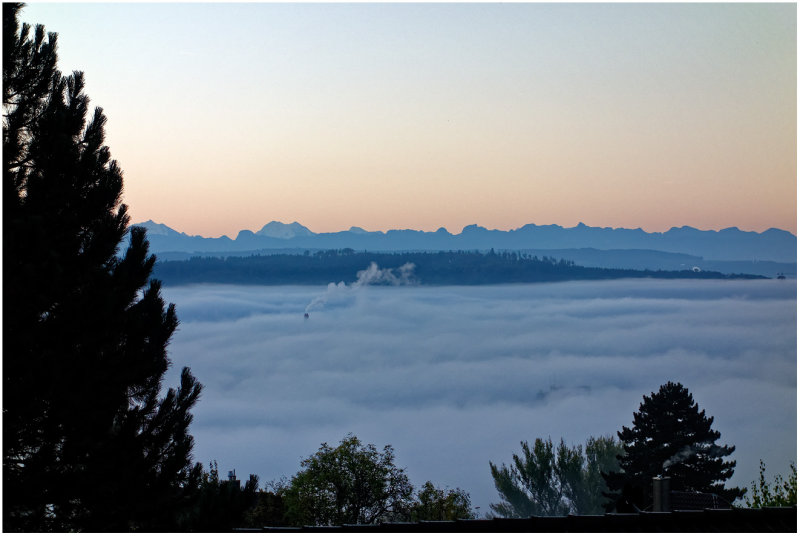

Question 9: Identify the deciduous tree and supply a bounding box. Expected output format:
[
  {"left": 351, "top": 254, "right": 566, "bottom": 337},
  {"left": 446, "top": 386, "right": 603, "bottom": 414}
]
[
  {"left": 744, "top": 460, "right": 796, "bottom": 508},
  {"left": 410, "top": 481, "right": 475, "bottom": 521},
  {"left": 283, "top": 435, "right": 414, "bottom": 526}
]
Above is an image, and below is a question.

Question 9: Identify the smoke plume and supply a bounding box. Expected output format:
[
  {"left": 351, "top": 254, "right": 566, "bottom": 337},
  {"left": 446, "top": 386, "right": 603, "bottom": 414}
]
[
  {"left": 662, "top": 445, "right": 696, "bottom": 470},
  {"left": 662, "top": 443, "right": 734, "bottom": 470},
  {"left": 305, "top": 262, "right": 416, "bottom": 314}
]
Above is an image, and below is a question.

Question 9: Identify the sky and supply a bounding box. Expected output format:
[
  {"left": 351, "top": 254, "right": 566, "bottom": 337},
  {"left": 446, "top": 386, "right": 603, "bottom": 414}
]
[
  {"left": 160, "top": 278, "right": 797, "bottom": 514},
  {"left": 19, "top": 3, "right": 797, "bottom": 237}
]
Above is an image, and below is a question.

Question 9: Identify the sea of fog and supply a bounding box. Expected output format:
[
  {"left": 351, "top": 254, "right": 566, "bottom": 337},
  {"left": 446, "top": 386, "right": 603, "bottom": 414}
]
[{"left": 161, "top": 279, "right": 796, "bottom": 514}]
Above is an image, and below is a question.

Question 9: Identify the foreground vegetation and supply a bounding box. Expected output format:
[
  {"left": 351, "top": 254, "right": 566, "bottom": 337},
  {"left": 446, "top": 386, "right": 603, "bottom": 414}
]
[
  {"left": 744, "top": 461, "right": 797, "bottom": 508},
  {"left": 179, "top": 437, "right": 475, "bottom": 530},
  {"left": 5, "top": 4, "right": 200, "bottom": 530},
  {"left": 173, "top": 382, "right": 793, "bottom": 530}
]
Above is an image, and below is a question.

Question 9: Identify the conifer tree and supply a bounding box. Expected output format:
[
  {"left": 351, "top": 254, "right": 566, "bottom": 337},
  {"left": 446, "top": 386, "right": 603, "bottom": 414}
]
[
  {"left": 603, "top": 381, "right": 744, "bottom": 511},
  {"left": 3, "top": 3, "right": 202, "bottom": 530}
]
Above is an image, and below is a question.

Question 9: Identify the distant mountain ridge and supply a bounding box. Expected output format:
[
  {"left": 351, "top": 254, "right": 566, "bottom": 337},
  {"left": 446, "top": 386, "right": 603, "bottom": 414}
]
[
  {"left": 131, "top": 220, "right": 797, "bottom": 263},
  {"left": 255, "top": 221, "right": 313, "bottom": 239}
]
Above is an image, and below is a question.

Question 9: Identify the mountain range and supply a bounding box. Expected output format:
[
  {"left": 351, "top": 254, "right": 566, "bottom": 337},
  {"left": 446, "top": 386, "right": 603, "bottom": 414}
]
[{"left": 131, "top": 220, "right": 796, "bottom": 266}]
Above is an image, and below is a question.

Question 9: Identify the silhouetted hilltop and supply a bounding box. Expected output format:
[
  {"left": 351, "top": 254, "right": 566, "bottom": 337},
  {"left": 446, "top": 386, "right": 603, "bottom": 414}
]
[
  {"left": 132, "top": 220, "right": 796, "bottom": 263},
  {"left": 151, "top": 249, "right": 768, "bottom": 287}
]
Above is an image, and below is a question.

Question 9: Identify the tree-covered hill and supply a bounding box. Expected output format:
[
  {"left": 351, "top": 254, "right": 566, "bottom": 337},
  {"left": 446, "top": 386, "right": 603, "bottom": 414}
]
[{"left": 152, "top": 249, "right": 766, "bottom": 286}]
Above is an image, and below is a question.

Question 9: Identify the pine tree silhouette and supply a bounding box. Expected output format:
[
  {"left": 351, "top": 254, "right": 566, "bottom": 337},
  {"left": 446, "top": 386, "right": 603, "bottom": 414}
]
[
  {"left": 603, "top": 381, "right": 744, "bottom": 511},
  {"left": 4, "top": 3, "right": 202, "bottom": 530}
]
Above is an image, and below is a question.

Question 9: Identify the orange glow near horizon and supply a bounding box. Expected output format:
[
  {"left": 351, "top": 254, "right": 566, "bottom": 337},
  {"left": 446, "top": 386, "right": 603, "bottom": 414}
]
[{"left": 20, "top": 3, "right": 796, "bottom": 239}]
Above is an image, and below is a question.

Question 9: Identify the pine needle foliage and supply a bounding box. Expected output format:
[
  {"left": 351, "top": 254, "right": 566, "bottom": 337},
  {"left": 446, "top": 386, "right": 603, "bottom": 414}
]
[
  {"left": 490, "top": 436, "right": 623, "bottom": 517},
  {"left": 603, "top": 381, "right": 744, "bottom": 511},
  {"left": 3, "top": 3, "right": 202, "bottom": 530}
]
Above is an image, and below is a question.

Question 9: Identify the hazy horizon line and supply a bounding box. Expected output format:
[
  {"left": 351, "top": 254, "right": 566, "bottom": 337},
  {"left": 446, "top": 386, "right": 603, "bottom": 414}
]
[{"left": 133, "top": 218, "right": 798, "bottom": 239}]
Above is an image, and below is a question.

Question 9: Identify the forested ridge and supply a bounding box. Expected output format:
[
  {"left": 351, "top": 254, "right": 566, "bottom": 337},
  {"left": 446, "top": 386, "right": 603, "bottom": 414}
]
[{"left": 152, "top": 248, "right": 766, "bottom": 286}]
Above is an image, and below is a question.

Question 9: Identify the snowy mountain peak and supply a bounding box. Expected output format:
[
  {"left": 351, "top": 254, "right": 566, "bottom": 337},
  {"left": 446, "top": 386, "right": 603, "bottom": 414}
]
[
  {"left": 255, "top": 221, "right": 314, "bottom": 239},
  {"left": 133, "top": 220, "right": 178, "bottom": 236}
]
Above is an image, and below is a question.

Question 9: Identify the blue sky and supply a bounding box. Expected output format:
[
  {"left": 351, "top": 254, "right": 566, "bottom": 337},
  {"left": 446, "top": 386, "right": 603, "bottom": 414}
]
[{"left": 20, "top": 3, "right": 797, "bottom": 236}]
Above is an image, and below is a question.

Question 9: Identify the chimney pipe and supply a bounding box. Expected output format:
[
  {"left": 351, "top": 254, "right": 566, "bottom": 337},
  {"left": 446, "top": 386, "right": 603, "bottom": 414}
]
[{"left": 653, "top": 476, "right": 671, "bottom": 512}]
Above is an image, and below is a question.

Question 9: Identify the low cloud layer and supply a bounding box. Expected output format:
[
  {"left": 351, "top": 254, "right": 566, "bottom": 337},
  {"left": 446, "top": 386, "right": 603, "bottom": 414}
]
[{"left": 162, "top": 279, "right": 796, "bottom": 512}]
